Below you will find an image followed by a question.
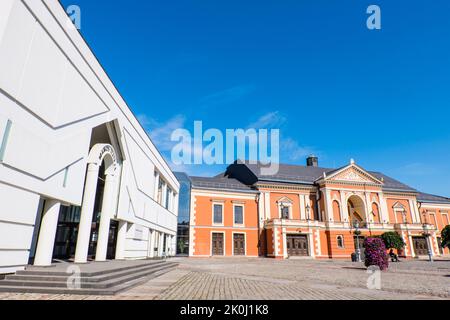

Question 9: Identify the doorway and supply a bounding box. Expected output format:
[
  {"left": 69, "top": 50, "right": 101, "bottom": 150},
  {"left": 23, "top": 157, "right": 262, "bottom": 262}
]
[
  {"left": 286, "top": 235, "right": 309, "bottom": 256},
  {"left": 212, "top": 233, "right": 224, "bottom": 256},
  {"left": 413, "top": 236, "right": 429, "bottom": 256},
  {"left": 233, "top": 233, "right": 245, "bottom": 256}
]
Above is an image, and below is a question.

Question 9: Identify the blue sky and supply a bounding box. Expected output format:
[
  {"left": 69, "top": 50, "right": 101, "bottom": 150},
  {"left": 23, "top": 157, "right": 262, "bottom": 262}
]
[{"left": 61, "top": 0, "right": 450, "bottom": 197}]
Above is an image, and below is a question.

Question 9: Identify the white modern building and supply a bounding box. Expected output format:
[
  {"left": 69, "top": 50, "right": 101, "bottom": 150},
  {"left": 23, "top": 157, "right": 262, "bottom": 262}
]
[{"left": 0, "top": 0, "right": 179, "bottom": 274}]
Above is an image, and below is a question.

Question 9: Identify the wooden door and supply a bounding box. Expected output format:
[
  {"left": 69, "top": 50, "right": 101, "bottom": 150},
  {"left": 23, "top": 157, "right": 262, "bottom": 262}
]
[
  {"left": 233, "top": 234, "right": 245, "bottom": 256},
  {"left": 287, "top": 235, "right": 309, "bottom": 256},
  {"left": 413, "top": 237, "right": 429, "bottom": 255},
  {"left": 212, "top": 233, "right": 224, "bottom": 256}
]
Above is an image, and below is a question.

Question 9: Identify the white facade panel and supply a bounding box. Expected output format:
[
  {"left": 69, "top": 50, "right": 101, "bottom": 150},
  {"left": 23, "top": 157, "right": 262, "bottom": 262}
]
[
  {"left": 0, "top": 182, "right": 39, "bottom": 225},
  {"left": 0, "top": 0, "right": 36, "bottom": 98},
  {"left": 0, "top": 222, "right": 34, "bottom": 250}
]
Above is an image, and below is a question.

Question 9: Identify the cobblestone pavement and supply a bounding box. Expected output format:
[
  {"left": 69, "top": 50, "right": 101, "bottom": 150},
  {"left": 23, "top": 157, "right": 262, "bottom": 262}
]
[{"left": 0, "top": 258, "right": 449, "bottom": 300}]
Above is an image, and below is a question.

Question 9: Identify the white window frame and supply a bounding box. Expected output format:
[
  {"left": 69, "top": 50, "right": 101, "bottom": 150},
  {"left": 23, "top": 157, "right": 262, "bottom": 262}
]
[
  {"left": 212, "top": 201, "right": 225, "bottom": 226},
  {"left": 210, "top": 231, "right": 226, "bottom": 256},
  {"left": 233, "top": 203, "right": 245, "bottom": 227},
  {"left": 278, "top": 202, "right": 292, "bottom": 220},
  {"left": 231, "top": 232, "right": 247, "bottom": 256}
]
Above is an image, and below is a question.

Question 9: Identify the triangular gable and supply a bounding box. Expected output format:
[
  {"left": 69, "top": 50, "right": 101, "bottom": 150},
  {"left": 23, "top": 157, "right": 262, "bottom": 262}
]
[
  {"left": 392, "top": 202, "right": 406, "bottom": 210},
  {"left": 276, "top": 196, "right": 294, "bottom": 204},
  {"left": 318, "top": 163, "right": 384, "bottom": 185}
]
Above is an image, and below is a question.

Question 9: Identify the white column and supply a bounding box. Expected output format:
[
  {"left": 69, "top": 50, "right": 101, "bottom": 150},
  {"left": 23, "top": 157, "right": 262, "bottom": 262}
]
[
  {"left": 365, "top": 193, "right": 372, "bottom": 222},
  {"left": 340, "top": 192, "right": 349, "bottom": 222},
  {"left": 165, "top": 235, "right": 170, "bottom": 255},
  {"left": 115, "top": 221, "right": 127, "bottom": 260},
  {"left": 324, "top": 189, "right": 333, "bottom": 222},
  {"left": 282, "top": 228, "right": 287, "bottom": 258},
  {"left": 158, "top": 233, "right": 164, "bottom": 257},
  {"left": 273, "top": 228, "right": 279, "bottom": 256},
  {"left": 378, "top": 192, "right": 390, "bottom": 223},
  {"left": 257, "top": 194, "right": 264, "bottom": 226},
  {"left": 299, "top": 194, "right": 306, "bottom": 220},
  {"left": 34, "top": 200, "right": 61, "bottom": 266},
  {"left": 408, "top": 199, "right": 416, "bottom": 223},
  {"left": 95, "top": 174, "right": 116, "bottom": 261},
  {"left": 75, "top": 163, "right": 100, "bottom": 263},
  {"left": 264, "top": 192, "right": 271, "bottom": 220}
]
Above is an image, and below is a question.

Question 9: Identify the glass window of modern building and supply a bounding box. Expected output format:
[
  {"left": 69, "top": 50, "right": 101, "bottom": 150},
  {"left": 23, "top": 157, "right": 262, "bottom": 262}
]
[{"left": 174, "top": 172, "right": 191, "bottom": 255}]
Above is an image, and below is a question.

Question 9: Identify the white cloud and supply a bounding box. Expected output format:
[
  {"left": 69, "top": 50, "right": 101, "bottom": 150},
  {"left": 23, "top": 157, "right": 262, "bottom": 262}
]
[
  {"left": 139, "top": 114, "right": 186, "bottom": 152},
  {"left": 247, "top": 111, "right": 287, "bottom": 129},
  {"left": 246, "top": 111, "right": 317, "bottom": 163}
]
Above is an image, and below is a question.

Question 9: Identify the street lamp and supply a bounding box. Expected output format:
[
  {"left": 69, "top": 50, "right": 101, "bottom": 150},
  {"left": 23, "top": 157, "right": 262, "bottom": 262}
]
[
  {"left": 353, "top": 220, "right": 362, "bottom": 262},
  {"left": 422, "top": 222, "right": 434, "bottom": 263}
]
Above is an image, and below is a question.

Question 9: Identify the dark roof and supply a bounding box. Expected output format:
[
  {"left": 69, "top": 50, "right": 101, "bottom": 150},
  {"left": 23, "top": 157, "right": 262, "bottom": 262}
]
[
  {"left": 240, "top": 162, "right": 416, "bottom": 192},
  {"left": 417, "top": 192, "right": 450, "bottom": 204},
  {"left": 189, "top": 175, "right": 257, "bottom": 193}
]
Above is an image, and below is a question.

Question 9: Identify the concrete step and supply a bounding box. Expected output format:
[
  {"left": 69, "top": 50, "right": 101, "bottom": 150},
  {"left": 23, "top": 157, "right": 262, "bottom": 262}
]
[
  {"left": 0, "top": 262, "right": 178, "bottom": 295},
  {"left": 6, "top": 261, "right": 176, "bottom": 283},
  {"left": 0, "top": 262, "right": 178, "bottom": 289},
  {"left": 16, "top": 259, "right": 168, "bottom": 277}
]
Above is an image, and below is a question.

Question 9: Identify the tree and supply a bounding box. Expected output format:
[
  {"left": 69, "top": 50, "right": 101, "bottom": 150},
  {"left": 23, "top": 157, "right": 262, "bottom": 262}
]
[
  {"left": 364, "top": 237, "right": 389, "bottom": 271},
  {"left": 441, "top": 225, "right": 450, "bottom": 249},
  {"left": 380, "top": 232, "right": 406, "bottom": 250}
]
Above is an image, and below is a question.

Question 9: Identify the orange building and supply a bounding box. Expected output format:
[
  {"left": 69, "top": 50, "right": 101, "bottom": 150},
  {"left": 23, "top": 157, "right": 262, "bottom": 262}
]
[{"left": 187, "top": 157, "right": 450, "bottom": 259}]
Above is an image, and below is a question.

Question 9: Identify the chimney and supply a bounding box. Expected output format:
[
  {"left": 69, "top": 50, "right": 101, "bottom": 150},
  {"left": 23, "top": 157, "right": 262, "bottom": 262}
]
[{"left": 306, "top": 155, "right": 318, "bottom": 167}]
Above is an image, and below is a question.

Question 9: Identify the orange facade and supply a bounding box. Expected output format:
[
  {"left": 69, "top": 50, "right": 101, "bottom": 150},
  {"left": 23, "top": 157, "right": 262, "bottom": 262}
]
[
  {"left": 189, "top": 191, "right": 260, "bottom": 257},
  {"left": 188, "top": 162, "right": 450, "bottom": 259}
]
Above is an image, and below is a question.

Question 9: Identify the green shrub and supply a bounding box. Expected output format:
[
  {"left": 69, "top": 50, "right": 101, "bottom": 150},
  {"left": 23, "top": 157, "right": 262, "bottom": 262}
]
[
  {"left": 441, "top": 225, "right": 450, "bottom": 249},
  {"left": 380, "top": 232, "right": 405, "bottom": 250}
]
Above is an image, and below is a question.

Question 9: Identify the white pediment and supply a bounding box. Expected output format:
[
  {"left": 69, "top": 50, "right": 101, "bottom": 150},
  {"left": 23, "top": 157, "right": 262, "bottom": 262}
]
[
  {"left": 324, "top": 165, "right": 383, "bottom": 185},
  {"left": 277, "top": 196, "right": 293, "bottom": 204}
]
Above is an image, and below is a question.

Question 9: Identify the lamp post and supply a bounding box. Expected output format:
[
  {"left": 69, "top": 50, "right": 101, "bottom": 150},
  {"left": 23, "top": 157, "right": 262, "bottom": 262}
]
[
  {"left": 354, "top": 220, "right": 362, "bottom": 262},
  {"left": 422, "top": 223, "right": 434, "bottom": 263}
]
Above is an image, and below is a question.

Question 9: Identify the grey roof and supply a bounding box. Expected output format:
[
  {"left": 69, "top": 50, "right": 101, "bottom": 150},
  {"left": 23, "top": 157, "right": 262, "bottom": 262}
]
[
  {"left": 242, "top": 162, "right": 417, "bottom": 192},
  {"left": 189, "top": 175, "right": 257, "bottom": 193},
  {"left": 417, "top": 192, "right": 450, "bottom": 204}
]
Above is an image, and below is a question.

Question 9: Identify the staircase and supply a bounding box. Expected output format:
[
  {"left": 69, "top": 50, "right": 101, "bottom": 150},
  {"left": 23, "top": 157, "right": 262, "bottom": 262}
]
[{"left": 0, "top": 259, "right": 178, "bottom": 295}]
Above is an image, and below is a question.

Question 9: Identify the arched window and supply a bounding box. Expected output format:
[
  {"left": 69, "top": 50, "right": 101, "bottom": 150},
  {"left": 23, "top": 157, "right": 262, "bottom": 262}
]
[
  {"left": 372, "top": 203, "right": 380, "bottom": 223},
  {"left": 337, "top": 235, "right": 344, "bottom": 249}
]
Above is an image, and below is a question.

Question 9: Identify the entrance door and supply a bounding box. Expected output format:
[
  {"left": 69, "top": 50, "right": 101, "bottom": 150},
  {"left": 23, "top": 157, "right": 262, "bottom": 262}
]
[
  {"left": 106, "top": 220, "right": 119, "bottom": 260},
  {"left": 53, "top": 206, "right": 81, "bottom": 260},
  {"left": 286, "top": 235, "right": 309, "bottom": 256},
  {"left": 413, "top": 237, "right": 429, "bottom": 255},
  {"left": 233, "top": 234, "right": 245, "bottom": 256},
  {"left": 212, "top": 233, "right": 224, "bottom": 256}
]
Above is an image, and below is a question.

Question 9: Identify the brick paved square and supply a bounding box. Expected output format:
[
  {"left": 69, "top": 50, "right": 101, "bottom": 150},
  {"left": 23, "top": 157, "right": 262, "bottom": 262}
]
[{"left": 0, "top": 257, "right": 448, "bottom": 300}]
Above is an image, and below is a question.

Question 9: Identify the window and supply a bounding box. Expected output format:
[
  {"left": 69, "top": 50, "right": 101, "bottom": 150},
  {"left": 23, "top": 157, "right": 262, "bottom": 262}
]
[
  {"left": 234, "top": 205, "right": 244, "bottom": 225},
  {"left": 165, "top": 187, "right": 172, "bottom": 210},
  {"left": 281, "top": 206, "right": 290, "bottom": 219},
  {"left": 337, "top": 235, "right": 344, "bottom": 249},
  {"left": 213, "top": 204, "right": 223, "bottom": 225},
  {"left": 157, "top": 179, "right": 164, "bottom": 205}
]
